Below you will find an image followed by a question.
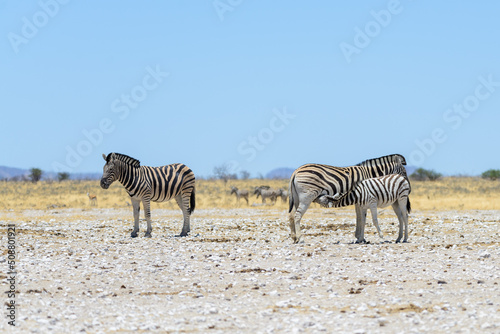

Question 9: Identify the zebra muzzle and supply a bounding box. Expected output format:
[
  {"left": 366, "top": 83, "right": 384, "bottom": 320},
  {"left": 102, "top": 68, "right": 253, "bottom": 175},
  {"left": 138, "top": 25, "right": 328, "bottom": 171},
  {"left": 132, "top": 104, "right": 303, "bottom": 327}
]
[{"left": 100, "top": 179, "right": 110, "bottom": 189}]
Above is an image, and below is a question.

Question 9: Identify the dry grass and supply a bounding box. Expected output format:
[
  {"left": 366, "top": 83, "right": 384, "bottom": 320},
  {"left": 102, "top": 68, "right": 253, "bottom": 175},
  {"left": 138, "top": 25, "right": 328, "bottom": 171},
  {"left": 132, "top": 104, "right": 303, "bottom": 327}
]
[
  {"left": 0, "top": 177, "right": 499, "bottom": 212},
  {"left": 410, "top": 177, "right": 500, "bottom": 210}
]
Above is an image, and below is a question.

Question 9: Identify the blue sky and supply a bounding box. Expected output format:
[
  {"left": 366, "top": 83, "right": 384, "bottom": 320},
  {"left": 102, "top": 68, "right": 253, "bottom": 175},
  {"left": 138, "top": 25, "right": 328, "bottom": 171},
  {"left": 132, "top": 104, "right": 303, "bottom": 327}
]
[{"left": 1, "top": 0, "right": 499, "bottom": 178}]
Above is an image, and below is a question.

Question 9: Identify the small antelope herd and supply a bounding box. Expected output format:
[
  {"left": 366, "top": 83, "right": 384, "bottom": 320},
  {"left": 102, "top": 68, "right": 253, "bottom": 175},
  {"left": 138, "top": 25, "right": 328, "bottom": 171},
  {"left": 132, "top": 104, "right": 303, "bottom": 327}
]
[{"left": 98, "top": 153, "right": 412, "bottom": 244}]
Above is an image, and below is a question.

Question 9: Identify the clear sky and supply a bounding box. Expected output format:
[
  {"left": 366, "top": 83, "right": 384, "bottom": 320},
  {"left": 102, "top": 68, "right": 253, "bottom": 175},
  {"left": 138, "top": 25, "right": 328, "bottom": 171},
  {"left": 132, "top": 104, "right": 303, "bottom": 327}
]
[{"left": 1, "top": 1, "right": 499, "bottom": 178}]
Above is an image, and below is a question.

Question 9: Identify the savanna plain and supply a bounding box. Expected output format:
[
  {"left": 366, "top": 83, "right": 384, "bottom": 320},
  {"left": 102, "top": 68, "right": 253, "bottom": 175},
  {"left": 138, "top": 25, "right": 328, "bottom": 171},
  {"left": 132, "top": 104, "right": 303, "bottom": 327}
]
[{"left": 1, "top": 178, "right": 499, "bottom": 333}]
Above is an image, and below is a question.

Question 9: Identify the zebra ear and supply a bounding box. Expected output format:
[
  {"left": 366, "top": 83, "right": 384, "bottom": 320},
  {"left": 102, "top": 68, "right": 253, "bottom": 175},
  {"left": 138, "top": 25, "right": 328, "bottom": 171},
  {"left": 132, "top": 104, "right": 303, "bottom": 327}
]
[{"left": 102, "top": 153, "right": 107, "bottom": 161}]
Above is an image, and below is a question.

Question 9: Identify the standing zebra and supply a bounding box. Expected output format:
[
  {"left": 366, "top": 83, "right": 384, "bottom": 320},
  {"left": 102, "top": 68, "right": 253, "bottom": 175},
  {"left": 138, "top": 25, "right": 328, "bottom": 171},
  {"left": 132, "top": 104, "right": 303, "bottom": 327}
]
[
  {"left": 100, "top": 153, "right": 195, "bottom": 238},
  {"left": 230, "top": 186, "right": 249, "bottom": 205},
  {"left": 278, "top": 189, "right": 288, "bottom": 203},
  {"left": 254, "top": 186, "right": 278, "bottom": 204},
  {"left": 316, "top": 174, "right": 411, "bottom": 243},
  {"left": 288, "top": 154, "right": 409, "bottom": 243}
]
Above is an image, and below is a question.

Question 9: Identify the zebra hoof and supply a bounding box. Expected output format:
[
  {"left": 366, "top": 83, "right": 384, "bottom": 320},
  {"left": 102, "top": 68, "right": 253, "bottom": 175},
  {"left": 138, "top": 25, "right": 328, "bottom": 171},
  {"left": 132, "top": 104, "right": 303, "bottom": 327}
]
[
  {"left": 131, "top": 232, "right": 138, "bottom": 238},
  {"left": 144, "top": 233, "right": 152, "bottom": 238},
  {"left": 178, "top": 232, "right": 188, "bottom": 237}
]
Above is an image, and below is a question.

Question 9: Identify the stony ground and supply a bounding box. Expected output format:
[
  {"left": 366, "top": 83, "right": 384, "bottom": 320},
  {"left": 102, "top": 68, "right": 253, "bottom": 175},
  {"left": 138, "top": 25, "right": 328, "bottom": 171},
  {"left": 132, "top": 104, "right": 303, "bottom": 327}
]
[{"left": 1, "top": 207, "right": 499, "bottom": 333}]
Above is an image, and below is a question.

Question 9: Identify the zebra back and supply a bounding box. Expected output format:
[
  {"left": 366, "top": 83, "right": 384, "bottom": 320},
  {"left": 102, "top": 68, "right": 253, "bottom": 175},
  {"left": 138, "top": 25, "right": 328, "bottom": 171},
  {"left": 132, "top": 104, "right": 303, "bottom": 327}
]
[{"left": 140, "top": 164, "right": 195, "bottom": 202}]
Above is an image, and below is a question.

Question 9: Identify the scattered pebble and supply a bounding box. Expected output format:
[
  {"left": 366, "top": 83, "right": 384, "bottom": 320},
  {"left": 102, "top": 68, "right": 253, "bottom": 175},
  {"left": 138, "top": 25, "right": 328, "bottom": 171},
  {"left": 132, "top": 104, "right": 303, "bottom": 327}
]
[{"left": 0, "top": 208, "right": 498, "bottom": 332}]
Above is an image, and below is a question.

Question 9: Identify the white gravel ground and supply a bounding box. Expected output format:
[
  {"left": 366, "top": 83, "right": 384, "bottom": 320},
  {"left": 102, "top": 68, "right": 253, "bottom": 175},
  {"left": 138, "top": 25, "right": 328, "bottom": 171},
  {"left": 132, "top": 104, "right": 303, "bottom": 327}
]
[{"left": 1, "top": 208, "right": 499, "bottom": 333}]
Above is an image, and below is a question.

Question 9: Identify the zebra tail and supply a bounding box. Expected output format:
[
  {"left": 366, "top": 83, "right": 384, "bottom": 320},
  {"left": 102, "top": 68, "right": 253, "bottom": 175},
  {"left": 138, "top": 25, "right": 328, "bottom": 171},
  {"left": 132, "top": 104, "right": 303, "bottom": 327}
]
[
  {"left": 189, "top": 190, "right": 196, "bottom": 214},
  {"left": 288, "top": 174, "right": 297, "bottom": 213},
  {"left": 406, "top": 197, "right": 411, "bottom": 214}
]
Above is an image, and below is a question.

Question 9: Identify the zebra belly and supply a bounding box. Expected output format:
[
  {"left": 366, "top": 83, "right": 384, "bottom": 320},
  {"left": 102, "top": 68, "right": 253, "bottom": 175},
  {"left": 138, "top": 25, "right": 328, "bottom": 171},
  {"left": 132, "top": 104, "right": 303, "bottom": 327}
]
[{"left": 375, "top": 194, "right": 398, "bottom": 208}]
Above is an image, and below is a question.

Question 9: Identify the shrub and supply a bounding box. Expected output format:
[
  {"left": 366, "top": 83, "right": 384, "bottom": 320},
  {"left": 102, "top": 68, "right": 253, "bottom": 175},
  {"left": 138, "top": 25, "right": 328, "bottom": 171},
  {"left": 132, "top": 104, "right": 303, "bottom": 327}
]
[
  {"left": 481, "top": 169, "right": 500, "bottom": 181},
  {"left": 29, "top": 168, "right": 43, "bottom": 183},
  {"left": 58, "top": 172, "right": 70, "bottom": 182},
  {"left": 410, "top": 168, "right": 442, "bottom": 181}
]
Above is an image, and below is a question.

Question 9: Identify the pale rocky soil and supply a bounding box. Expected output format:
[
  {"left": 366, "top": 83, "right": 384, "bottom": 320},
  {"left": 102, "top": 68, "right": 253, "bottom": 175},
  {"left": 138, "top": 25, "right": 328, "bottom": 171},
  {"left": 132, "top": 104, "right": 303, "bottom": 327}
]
[{"left": 1, "top": 207, "right": 499, "bottom": 333}]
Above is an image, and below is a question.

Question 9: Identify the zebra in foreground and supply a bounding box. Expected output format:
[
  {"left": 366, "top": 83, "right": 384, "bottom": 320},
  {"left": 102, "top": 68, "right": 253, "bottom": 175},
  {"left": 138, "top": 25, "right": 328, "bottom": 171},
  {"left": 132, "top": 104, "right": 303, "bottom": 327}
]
[
  {"left": 288, "top": 154, "right": 409, "bottom": 243},
  {"left": 230, "top": 186, "right": 249, "bottom": 205},
  {"left": 100, "top": 153, "right": 195, "bottom": 238},
  {"left": 316, "top": 174, "right": 411, "bottom": 243}
]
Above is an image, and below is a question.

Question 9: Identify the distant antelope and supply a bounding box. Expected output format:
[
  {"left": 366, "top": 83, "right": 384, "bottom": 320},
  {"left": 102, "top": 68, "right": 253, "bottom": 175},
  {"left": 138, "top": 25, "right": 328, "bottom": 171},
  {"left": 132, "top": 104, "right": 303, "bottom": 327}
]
[
  {"left": 230, "top": 186, "right": 249, "bottom": 205},
  {"left": 87, "top": 191, "right": 97, "bottom": 206}
]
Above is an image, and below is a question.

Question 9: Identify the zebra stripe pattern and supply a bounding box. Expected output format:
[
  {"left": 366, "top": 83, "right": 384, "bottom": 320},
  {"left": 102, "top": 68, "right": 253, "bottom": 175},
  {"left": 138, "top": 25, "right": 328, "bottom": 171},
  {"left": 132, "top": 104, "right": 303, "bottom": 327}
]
[
  {"left": 288, "top": 154, "right": 410, "bottom": 243},
  {"left": 100, "top": 153, "right": 195, "bottom": 238},
  {"left": 317, "top": 174, "right": 411, "bottom": 243}
]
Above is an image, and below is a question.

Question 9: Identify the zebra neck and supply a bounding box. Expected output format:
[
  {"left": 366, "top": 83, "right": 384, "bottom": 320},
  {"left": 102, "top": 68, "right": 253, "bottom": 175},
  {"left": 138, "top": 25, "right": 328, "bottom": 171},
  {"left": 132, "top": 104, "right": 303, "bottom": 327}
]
[{"left": 116, "top": 161, "right": 141, "bottom": 192}]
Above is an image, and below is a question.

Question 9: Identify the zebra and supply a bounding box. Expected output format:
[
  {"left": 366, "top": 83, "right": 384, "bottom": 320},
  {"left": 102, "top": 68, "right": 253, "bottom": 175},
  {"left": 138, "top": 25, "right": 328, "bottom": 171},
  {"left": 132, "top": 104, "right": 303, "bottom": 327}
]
[
  {"left": 100, "top": 153, "right": 195, "bottom": 238},
  {"left": 288, "top": 154, "right": 409, "bottom": 243},
  {"left": 316, "top": 174, "right": 411, "bottom": 243},
  {"left": 254, "top": 186, "right": 278, "bottom": 204},
  {"left": 277, "top": 189, "right": 288, "bottom": 203},
  {"left": 230, "top": 186, "right": 249, "bottom": 205}
]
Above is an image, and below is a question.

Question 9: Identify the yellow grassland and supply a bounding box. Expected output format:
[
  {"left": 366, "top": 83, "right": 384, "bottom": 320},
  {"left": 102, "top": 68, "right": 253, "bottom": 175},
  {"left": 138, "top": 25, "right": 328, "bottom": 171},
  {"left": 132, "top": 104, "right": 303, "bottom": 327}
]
[{"left": 0, "top": 177, "right": 499, "bottom": 212}]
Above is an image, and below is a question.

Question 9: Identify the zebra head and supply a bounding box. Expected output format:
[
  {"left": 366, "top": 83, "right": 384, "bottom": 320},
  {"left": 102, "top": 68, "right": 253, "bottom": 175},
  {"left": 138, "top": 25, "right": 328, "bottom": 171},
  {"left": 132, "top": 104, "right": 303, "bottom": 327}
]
[{"left": 100, "top": 153, "right": 117, "bottom": 189}]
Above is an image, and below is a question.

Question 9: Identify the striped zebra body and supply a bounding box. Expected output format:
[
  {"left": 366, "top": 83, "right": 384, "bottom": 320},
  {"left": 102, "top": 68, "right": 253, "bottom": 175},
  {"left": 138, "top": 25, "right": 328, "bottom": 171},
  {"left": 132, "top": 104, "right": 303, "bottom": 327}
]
[
  {"left": 317, "top": 174, "right": 411, "bottom": 243},
  {"left": 254, "top": 187, "right": 278, "bottom": 204},
  {"left": 288, "top": 154, "right": 409, "bottom": 243},
  {"left": 100, "top": 153, "right": 195, "bottom": 238},
  {"left": 278, "top": 189, "right": 288, "bottom": 203},
  {"left": 230, "top": 186, "right": 249, "bottom": 205}
]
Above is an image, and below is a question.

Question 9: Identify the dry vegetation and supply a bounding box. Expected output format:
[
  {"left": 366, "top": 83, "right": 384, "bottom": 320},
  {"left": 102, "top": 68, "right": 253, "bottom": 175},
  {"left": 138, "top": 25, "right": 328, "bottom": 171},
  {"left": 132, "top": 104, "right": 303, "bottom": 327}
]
[{"left": 0, "top": 177, "right": 499, "bottom": 211}]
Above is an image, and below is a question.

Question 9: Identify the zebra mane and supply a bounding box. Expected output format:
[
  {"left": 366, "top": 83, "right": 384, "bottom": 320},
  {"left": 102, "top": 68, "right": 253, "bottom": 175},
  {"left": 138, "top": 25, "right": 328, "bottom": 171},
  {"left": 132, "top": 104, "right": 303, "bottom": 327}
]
[
  {"left": 107, "top": 153, "right": 141, "bottom": 168},
  {"left": 356, "top": 154, "right": 407, "bottom": 167}
]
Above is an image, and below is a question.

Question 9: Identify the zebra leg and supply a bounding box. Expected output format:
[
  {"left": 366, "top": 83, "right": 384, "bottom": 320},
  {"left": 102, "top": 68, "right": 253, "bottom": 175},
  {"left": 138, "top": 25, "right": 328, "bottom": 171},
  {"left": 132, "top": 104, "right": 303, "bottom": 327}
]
[
  {"left": 131, "top": 198, "right": 141, "bottom": 238},
  {"left": 355, "top": 205, "right": 368, "bottom": 243},
  {"left": 142, "top": 198, "right": 153, "bottom": 238},
  {"left": 369, "top": 204, "right": 384, "bottom": 239},
  {"left": 400, "top": 198, "right": 409, "bottom": 242},
  {"left": 291, "top": 195, "right": 314, "bottom": 244},
  {"left": 288, "top": 208, "right": 297, "bottom": 242},
  {"left": 392, "top": 201, "right": 405, "bottom": 243},
  {"left": 175, "top": 194, "right": 191, "bottom": 237},
  {"left": 354, "top": 205, "right": 362, "bottom": 242}
]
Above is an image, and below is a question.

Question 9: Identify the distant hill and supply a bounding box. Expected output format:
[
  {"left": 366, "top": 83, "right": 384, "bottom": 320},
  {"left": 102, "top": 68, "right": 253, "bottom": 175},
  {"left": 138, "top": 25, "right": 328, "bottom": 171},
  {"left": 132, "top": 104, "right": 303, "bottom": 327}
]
[
  {"left": 266, "top": 167, "right": 295, "bottom": 179},
  {"left": 0, "top": 166, "right": 29, "bottom": 179},
  {"left": 0, "top": 166, "right": 101, "bottom": 181}
]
